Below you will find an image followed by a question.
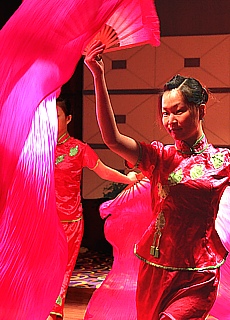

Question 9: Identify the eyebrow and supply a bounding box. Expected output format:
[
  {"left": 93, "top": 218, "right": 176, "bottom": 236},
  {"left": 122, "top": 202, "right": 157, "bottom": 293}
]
[{"left": 162, "top": 103, "right": 182, "bottom": 110}]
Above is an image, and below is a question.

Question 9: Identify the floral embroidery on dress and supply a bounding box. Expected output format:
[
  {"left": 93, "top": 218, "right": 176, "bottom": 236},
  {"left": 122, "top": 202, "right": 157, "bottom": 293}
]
[
  {"left": 211, "top": 153, "right": 224, "bottom": 169},
  {"left": 190, "top": 164, "right": 205, "bottom": 180},
  {"left": 157, "top": 183, "right": 170, "bottom": 199},
  {"left": 56, "top": 295, "right": 62, "bottom": 306},
  {"left": 69, "top": 145, "right": 79, "bottom": 157},
  {"left": 55, "top": 154, "right": 66, "bottom": 165},
  {"left": 168, "top": 168, "right": 183, "bottom": 185}
]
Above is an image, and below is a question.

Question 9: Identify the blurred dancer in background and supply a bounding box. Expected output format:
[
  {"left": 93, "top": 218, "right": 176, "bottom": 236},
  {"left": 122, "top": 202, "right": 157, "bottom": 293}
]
[{"left": 48, "top": 97, "right": 138, "bottom": 319}]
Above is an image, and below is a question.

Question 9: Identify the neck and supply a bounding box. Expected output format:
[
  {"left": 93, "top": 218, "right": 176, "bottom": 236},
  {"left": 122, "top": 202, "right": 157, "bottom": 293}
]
[
  {"left": 184, "top": 133, "right": 204, "bottom": 148},
  {"left": 183, "top": 125, "right": 204, "bottom": 147}
]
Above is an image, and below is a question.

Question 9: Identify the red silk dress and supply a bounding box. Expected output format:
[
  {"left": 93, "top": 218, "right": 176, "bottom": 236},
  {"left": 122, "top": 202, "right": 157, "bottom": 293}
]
[
  {"left": 134, "top": 135, "right": 229, "bottom": 320},
  {"left": 51, "top": 134, "right": 99, "bottom": 318}
]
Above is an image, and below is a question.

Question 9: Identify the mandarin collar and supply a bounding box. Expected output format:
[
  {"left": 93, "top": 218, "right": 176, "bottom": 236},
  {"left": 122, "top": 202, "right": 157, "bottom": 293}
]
[
  {"left": 175, "top": 134, "right": 209, "bottom": 155},
  {"left": 57, "top": 132, "right": 70, "bottom": 145}
]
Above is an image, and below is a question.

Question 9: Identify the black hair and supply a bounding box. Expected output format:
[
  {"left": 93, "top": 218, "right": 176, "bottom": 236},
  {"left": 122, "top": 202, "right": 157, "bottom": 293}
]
[
  {"left": 164, "top": 74, "right": 208, "bottom": 105},
  {"left": 56, "top": 96, "right": 72, "bottom": 116},
  {"left": 158, "top": 74, "right": 209, "bottom": 118}
]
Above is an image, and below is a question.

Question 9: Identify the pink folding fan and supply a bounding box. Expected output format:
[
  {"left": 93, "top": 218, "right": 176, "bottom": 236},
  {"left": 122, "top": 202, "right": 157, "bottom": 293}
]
[{"left": 83, "top": 0, "right": 160, "bottom": 54}]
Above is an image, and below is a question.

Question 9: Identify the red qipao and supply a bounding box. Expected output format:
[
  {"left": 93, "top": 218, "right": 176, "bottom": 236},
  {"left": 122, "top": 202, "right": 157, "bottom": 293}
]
[
  {"left": 134, "top": 135, "right": 229, "bottom": 319},
  {"left": 50, "top": 135, "right": 99, "bottom": 318}
]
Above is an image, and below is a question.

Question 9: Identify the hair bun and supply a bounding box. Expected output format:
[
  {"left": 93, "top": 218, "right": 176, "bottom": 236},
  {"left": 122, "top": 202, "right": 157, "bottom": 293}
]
[{"left": 202, "top": 87, "right": 208, "bottom": 104}]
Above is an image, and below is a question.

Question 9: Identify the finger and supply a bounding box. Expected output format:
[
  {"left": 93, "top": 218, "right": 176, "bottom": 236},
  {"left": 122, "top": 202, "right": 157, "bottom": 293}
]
[
  {"left": 91, "top": 39, "right": 103, "bottom": 46},
  {"left": 137, "top": 173, "right": 145, "bottom": 180},
  {"left": 87, "top": 40, "right": 105, "bottom": 53},
  {"left": 95, "top": 54, "right": 102, "bottom": 61},
  {"left": 85, "top": 45, "right": 104, "bottom": 61}
]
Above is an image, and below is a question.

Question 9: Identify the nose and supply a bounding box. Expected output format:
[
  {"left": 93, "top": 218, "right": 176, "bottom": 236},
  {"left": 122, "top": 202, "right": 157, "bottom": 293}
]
[{"left": 168, "top": 113, "right": 177, "bottom": 125}]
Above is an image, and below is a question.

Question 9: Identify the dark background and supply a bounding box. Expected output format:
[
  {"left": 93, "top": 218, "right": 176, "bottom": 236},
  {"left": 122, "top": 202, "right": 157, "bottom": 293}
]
[{"left": 2, "top": 1, "right": 230, "bottom": 35}]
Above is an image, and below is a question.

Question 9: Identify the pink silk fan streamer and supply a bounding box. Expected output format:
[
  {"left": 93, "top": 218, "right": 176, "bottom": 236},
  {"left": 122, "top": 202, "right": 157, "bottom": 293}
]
[
  {"left": 84, "top": 178, "right": 154, "bottom": 320},
  {"left": 0, "top": 95, "right": 68, "bottom": 319},
  {"left": 85, "top": 180, "right": 230, "bottom": 320},
  {"left": 0, "top": 0, "right": 160, "bottom": 318},
  {"left": 210, "top": 186, "right": 230, "bottom": 319}
]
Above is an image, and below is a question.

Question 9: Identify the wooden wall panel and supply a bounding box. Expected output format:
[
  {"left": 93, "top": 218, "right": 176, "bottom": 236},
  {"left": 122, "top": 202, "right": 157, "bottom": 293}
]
[{"left": 83, "top": 35, "right": 230, "bottom": 198}]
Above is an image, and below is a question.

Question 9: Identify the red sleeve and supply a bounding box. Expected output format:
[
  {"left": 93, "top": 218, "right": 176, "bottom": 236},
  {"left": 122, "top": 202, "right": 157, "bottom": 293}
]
[{"left": 82, "top": 144, "right": 99, "bottom": 169}]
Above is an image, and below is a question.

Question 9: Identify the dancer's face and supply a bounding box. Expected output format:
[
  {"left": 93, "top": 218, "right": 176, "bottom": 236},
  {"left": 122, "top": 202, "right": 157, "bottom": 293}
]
[
  {"left": 161, "top": 89, "right": 204, "bottom": 145},
  {"left": 56, "top": 105, "right": 72, "bottom": 138}
]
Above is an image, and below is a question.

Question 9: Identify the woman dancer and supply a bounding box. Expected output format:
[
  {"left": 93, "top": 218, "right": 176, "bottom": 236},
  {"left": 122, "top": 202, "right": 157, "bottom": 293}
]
[
  {"left": 84, "top": 40, "right": 229, "bottom": 319},
  {"left": 48, "top": 97, "right": 138, "bottom": 319}
]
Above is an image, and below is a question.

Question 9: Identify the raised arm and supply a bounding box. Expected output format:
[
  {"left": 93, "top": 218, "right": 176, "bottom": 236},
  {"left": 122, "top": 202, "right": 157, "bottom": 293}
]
[{"left": 84, "top": 40, "right": 139, "bottom": 167}]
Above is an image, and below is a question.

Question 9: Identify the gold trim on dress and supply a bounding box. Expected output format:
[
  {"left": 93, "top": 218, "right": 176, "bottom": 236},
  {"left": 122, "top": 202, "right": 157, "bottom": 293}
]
[
  {"left": 61, "top": 216, "right": 83, "bottom": 223},
  {"left": 175, "top": 133, "right": 208, "bottom": 155},
  {"left": 50, "top": 311, "right": 63, "bottom": 317},
  {"left": 57, "top": 132, "right": 71, "bottom": 145},
  {"left": 135, "top": 244, "right": 226, "bottom": 271},
  {"left": 90, "top": 158, "right": 100, "bottom": 171},
  {"left": 124, "top": 140, "right": 142, "bottom": 169}
]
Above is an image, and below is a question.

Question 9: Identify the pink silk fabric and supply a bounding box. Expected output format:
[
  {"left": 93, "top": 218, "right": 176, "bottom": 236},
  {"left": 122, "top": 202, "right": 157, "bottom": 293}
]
[
  {"left": 210, "top": 186, "right": 230, "bottom": 319},
  {"left": 84, "top": 178, "right": 154, "bottom": 320},
  {"left": 85, "top": 179, "right": 230, "bottom": 320},
  {"left": 0, "top": 0, "right": 159, "bottom": 318},
  {"left": 0, "top": 95, "right": 68, "bottom": 319}
]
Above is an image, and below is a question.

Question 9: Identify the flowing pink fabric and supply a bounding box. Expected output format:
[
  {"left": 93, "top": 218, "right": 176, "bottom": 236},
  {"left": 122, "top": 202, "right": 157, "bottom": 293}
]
[
  {"left": 210, "top": 186, "right": 230, "bottom": 319},
  {"left": 0, "top": 95, "right": 68, "bottom": 319},
  {"left": 85, "top": 180, "right": 230, "bottom": 320},
  {"left": 84, "top": 178, "right": 154, "bottom": 320},
  {"left": 0, "top": 0, "right": 159, "bottom": 318}
]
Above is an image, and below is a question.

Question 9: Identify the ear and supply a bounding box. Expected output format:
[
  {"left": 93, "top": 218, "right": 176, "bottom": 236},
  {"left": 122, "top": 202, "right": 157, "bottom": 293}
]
[
  {"left": 66, "top": 115, "right": 72, "bottom": 125},
  {"left": 199, "top": 104, "right": 206, "bottom": 120}
]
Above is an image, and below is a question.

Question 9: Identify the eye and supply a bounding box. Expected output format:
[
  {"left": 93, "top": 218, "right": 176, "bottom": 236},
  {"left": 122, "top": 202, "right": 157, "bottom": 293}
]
[
  {"left": 162, "top": 111, "right": 169, "bottom": 117},
  {"left": 176, "top": 109, "right": 185, "bottom": 115}
]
